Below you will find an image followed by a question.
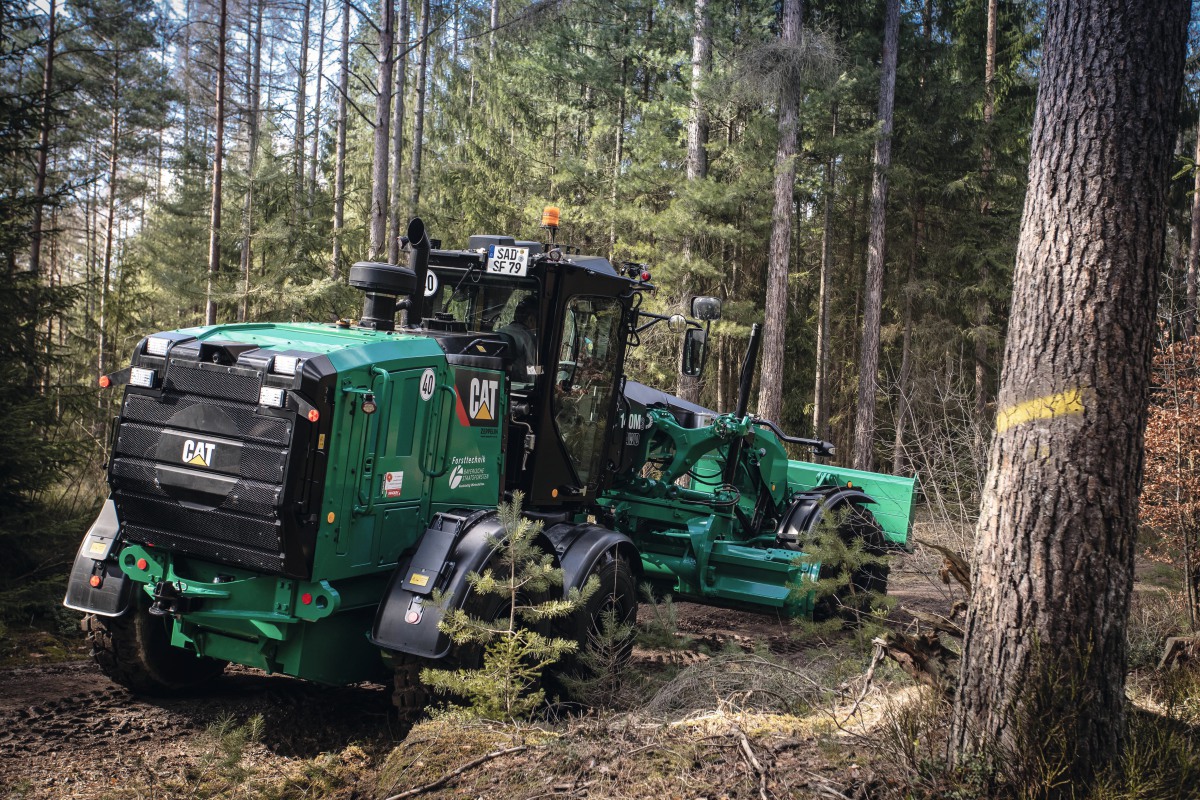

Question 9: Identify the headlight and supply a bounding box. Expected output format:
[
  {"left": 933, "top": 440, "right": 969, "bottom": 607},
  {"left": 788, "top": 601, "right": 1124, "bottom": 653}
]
[
  {"left": 272, "top": 355, "right": 302, "bottom": 376},
  {"left": 259, "top": 387, "right": 286, "bottom": 408},
  {"left": 129, "top": 367, "right": 156, "bottom": 388},
  {"left": 145, "top": 336, "right": 172, "bottom": 356}
]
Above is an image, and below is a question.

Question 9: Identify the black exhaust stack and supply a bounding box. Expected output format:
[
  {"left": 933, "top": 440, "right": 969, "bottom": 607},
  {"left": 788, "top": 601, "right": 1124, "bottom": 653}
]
[
  {"left": 724, "top": 322, "right": 762, "bottom": 485},
  {"left": 406, "top": 217, "right": 431, "bottom": 327}
]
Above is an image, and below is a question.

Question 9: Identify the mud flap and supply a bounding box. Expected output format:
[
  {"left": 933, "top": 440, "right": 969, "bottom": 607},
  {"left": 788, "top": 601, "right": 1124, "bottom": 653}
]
[
  {"left": 369, "top": 510, "right": 505, "bottom": 659},
  {"left": 63, "top": 499, "right": 133, "bottom": 617}
]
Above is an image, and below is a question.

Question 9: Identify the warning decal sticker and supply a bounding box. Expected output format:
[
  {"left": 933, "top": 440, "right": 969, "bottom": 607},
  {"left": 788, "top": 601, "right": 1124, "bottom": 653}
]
[{"left": 382, "top": 471, "right": 404, "bottom": 498}]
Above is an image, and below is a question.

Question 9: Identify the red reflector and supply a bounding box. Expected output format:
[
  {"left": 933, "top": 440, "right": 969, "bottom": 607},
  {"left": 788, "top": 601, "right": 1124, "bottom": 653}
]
[
  {"left": 98, "top": 375, "right": 111, "bottom": 388},
  {"left": 307, "top": 409, "right": 320, "bottom": 423},
  {"left": 301, "top": 593, "right": 313, "bottom": 605},
  {"left": 640, "top": 271, "right": 651, "bottom": 281},
  {"left": 136, "top": 558, "right": 148, "bottom": 571},
  {"left": 89, "top": 575, "right": 102, "bottom": 588},
  {"left": 405, "top": 610, "right": 421, "bottom": 624}
]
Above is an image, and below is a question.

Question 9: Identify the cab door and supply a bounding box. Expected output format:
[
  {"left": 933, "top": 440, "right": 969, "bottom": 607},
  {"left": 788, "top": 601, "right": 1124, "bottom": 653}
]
[{"left": 550, "top": 296, "right": 625, "bottom": 490}]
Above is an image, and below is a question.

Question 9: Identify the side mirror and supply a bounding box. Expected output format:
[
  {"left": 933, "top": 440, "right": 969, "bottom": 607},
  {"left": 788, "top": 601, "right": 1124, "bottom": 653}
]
[
  {"left": 681, "top": 328, "right": 708, "bottom": 377},
  {"left": 690, "top": 296, "right": 722, "bottom": 321}
]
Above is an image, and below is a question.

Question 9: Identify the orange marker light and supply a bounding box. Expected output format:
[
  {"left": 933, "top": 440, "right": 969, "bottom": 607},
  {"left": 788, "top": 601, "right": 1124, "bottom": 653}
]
[
  {"left": 551, "top": 488, "right": 559, "bottom": 498},
  {"left": 89, "top": 575, "right": 102, "bottom": 588},
  {"left": 307, "top": 409, "right": 320, "bottom": 423},
  {"left": 98, "top": 375, "right": 111, "bottom": 388},
  {"left": 326, "top": 512, "right": 335, "bottom": 524},
  {"left": 136, "top": 558, "right": 148, "bottom": 571},
  {"left": 541, "top": 206, "right": 561, "bottom": 228},
  {"left": 847, "top": 481, "right": 853, "bottom": 488}
]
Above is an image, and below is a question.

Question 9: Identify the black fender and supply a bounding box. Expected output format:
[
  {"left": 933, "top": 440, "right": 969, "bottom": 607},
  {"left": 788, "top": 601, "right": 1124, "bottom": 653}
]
[
  {"left": 776, "top": 487, "right": 876, "bottom": 548},
  {"left": 369, "top": 512, "right": 641, "bottom": 660},
  {"left": 63, "top": 499, "right": 134, "bottom": 617},
  {"left": 541, "top": 522, "right": 641, "bottom": 595},
  {"left": 370, "top": 509, "right": 506, "bottom": 659}
]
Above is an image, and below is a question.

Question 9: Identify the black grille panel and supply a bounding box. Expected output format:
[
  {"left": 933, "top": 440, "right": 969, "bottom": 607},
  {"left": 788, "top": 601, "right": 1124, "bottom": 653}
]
[
  {"left": 110, "top": 457, "right": 282, "bottom": 518},
  {"left": 125, "top": 524, "right": 285, "bottom": 574},
  {"left": 119, "top": 493, "right": 282, "bottom": 552},
  {"left": 123, "top": 393, "right": 291, "bottom": 445},
  {"left": 164, "top": 362, "right": 261, "bottom": 404},
  {"left": 114, "top": 422, "right": 288, "bottom": 483}
]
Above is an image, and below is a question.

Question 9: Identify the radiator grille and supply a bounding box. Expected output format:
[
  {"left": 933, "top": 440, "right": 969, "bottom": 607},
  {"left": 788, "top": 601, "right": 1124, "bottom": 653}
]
[
  {"left": 123, "top": 393, "right": 291, "bottom": 445},
  {"left": 111, "top": 357, "right": 313, "bottom": 577}
]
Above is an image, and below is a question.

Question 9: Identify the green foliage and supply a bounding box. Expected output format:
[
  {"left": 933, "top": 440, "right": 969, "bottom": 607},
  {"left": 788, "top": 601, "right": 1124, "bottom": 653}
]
[
  {"left": 635, "top": 585, "right": 689, "bottom": 651},
  {"left": 558, "top": 607, "right": 639, "bottom": 708},
  {"left": 185, "top": 714, "right": 265, "bottom": 797},
  {"left": 421, "top": 492, "right": 594, "bottom": 720},
  {"left": 788, "top": 507, "right": 891, "bottom": 620}
]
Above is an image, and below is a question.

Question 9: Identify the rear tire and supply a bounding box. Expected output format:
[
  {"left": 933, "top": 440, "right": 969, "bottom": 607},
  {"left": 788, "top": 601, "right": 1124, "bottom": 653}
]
[
  {"left": 84, "top": 593, "right": 226, "bottom": 694},
  {"left": 813, "top": 505, "right": 889, "bottom": 620},
  {"left": 392, "top": 655, "right": 429, "bottom": 722}
]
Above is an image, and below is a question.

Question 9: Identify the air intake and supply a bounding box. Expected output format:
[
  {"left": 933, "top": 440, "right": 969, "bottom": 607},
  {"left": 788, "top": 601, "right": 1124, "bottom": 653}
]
[{"left": 348, "top": 262, "right": 416, "bottom": 331}]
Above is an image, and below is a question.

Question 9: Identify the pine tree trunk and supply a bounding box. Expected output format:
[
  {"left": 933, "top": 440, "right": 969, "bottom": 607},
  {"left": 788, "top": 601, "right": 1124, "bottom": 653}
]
[
  {"left": 973, "top": 0, "right": 998, "bottom": 416},
  {"left": 677, "top": 0, "right": 710, "bottom": 405},
  {"left": 610, "top": 11, "right": 629, "bottom": 250},
  {"left": 949, "top": 0, "right": 1188, "bottom": 785},
  {"left": 369, "top": 0, "right": 394, "bottom": 260},
  {"left": 756, "top": 0, "right": 802, "bottom": 424},
  {"left": 1187, "top": 107, "right": 1200, "bottom": 340},
  {"left": 307, "top": 0, "right": 328, "bottom": 204},
  {"left": 240, "top": 0, "right": 263, "bottom": 323},
  {"left": 813, "top": 101, "right": 837, "bottom": 441},
  {"left": 488, "top": 0, "right": 498, "bottom": 61},
  {"left": 892, "top": 203, "right": 921, "bottom": 475},
  {"left": 408, "top": 0, "right": 429, "bottom": 216},
  {"left": 388, "top": 0, "right": 409, "bottom": 264},
  {"left": 332, "top": 0, "right": 350, "bottom": 278},
  {"left": 293, "top": 0, "right": 311, "bottom": 219},
  {"left": 29, "top": 0, "right": 55, "bottom": 278},
  {"left": 205, "top": 0, "right": 227, "bottom": 326},
  {"left": 99, "top": 66, "right": 120, "bottom": 376},
  {"left": 851, "top": 0, "right": 899, "bottom": 471}
]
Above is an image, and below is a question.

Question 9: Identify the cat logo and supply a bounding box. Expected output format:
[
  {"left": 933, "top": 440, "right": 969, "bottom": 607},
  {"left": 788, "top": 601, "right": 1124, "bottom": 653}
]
[
  {"left": 181, "top": 439, "right": 217, "bottom": 467},
  {"left": 453, "top": 369, "right": 500, "bottom": 427}
]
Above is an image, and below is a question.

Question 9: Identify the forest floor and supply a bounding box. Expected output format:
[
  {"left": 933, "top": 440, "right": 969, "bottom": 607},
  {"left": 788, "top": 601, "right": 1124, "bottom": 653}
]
[{"left": 0, "top": 547, "right": 1184, "bottom": 800}]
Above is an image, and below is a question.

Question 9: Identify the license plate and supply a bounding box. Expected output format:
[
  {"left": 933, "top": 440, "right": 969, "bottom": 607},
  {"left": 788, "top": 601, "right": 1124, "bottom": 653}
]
[{"left": 487, "top": 245, "right": 530, "bottom": 276}]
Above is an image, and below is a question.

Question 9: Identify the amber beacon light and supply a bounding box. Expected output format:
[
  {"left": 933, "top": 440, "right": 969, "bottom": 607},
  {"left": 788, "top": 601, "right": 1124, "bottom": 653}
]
[{"left": 541, "top": 206, "right": 560, "bottom": 229}]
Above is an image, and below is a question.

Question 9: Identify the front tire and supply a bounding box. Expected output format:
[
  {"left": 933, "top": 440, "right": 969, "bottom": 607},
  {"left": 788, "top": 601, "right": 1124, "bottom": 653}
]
[
  {"left": 551, "top": 549, "right": 639, "bottom": 686},
  {"left": 83, "top": 592, "right": 226, "bottom": 694}
]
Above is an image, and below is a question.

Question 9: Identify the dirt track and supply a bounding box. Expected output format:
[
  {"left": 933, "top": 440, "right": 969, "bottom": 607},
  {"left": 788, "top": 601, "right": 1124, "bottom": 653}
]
[{"left": 0, "top": 555, "right": 957, "bottom": 798}]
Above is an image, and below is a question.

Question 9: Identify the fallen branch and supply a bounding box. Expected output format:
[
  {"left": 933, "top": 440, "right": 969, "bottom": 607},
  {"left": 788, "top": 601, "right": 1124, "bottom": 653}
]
[
  {"left": 914, "top": 537, "right": 971, "bottom": 592},
  {"left": 877, "top": 630, "right": 959, "bottom": 697},
  {"left": 733, "top": 725, "right": 769, "bottom": 800},
  {"left": 382, "top": 745, "right": 529, "bottom": 800},
  {"left": 840, "top": 638, "right": 887, "bottom": 724}
]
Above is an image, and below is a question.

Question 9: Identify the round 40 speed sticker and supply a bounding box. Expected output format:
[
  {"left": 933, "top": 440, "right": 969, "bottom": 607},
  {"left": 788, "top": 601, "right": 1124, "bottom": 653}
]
[{"left": 419, "top": 368, "right": 436, "bottom": 401}]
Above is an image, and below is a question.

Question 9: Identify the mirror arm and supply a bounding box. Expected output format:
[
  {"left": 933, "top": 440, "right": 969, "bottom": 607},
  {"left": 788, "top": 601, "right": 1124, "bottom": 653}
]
[{"left": 752, "top": 417, "right": 836, "bottom": 458}]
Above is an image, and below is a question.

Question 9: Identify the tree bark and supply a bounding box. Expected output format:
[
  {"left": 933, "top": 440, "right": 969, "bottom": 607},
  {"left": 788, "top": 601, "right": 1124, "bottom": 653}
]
[
  {"left": 293, "top": 0, "right": 311, "bottom": 219},
  {"left": 813, "top": 101, "right": 837, "bottom": 441},
  {"left": 974, "top": 0, "right": 998, "bottom": 416},
  {"left": 369, "top": 0, "right": 394, "bottom": 260},
  {"left": 1187, "top": 105, "right": 1200, "bottom": 340},
  {"left": 332, "top": 0, "right": 350, "bottom": 278},
  {"left": 29, "top": 0, "right": 56, "bottom": 278},
  {"left": 307, "top": 0, "right": 328, "bottom": 204},
  {"left": 205, "top": 0, "right": 227, "bottom": 326},
  {"left": 99, "top": 64, "right": 120, "bottom": 376},
  {"left": 756, "top": 0, "right": 803, "bottom": 424},
  {"left": 388, "top": 0, "right": 409, "bottom": 264},
  {"left": 892, "top": 202, "right": 921, "bottom": 475},
  {"left": 408, "top": 0, "right": 429, "bottom": 216},
  {"left": 677, "top": 0, "right": 711, "bottom": 405},
  {"left": 949, "top": 0, "right": 1188, "bottom": 786},
  {"left": 851, "top": 0, "right": 899, "bottom": 471},
  {"left": 240, "top": 0, "right": 263, "bottom": 323}
]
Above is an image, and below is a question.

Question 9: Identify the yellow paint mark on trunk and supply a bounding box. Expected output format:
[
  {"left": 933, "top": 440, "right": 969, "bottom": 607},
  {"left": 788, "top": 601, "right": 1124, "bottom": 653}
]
[{"left": 996, "top": 388, "right": 1092, "bottom": 434}]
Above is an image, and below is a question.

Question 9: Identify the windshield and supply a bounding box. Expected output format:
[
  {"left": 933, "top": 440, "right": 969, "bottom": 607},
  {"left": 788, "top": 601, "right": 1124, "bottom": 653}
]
[{"left": 426, "top": 269, "right": 539, "bottom": 333}]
